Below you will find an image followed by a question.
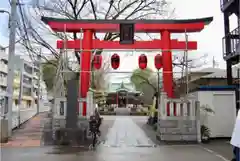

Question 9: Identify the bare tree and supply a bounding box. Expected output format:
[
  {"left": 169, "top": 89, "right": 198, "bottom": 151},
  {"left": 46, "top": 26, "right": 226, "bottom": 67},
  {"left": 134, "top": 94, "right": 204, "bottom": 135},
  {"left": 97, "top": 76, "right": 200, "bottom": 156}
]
[
  {"left": 16, "top": 0, "right": 174, "bottom": 60},
  {"left": 13, "top": 0, "right": 175, "bottom": 90},
  {"left": 172, "top": 53, "right": 208, "bottom": 96}
]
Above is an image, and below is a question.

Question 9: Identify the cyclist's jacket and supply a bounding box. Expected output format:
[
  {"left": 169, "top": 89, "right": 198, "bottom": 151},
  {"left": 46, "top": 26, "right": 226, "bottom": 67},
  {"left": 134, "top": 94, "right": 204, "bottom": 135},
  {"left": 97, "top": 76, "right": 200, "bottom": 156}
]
[{"left": 89, "top": 117, "right": 98, "bottom": 132}]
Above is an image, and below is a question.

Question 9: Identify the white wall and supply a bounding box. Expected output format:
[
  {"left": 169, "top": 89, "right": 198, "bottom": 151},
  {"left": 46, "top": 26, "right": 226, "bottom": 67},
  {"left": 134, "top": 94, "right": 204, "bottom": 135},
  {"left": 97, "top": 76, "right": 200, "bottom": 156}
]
[{"left": 191, "top": 90, "right": 236, "bottom": 138}]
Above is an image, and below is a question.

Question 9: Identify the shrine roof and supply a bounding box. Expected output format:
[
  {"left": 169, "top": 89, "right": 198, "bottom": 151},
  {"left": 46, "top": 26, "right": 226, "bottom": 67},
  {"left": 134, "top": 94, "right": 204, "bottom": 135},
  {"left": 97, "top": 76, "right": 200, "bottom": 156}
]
[
  {"left": 42, "top": 17, "right": 213, "bottom": 25},
  {"left": 41, "top": 16, "right": 213, "bottom": 33}
]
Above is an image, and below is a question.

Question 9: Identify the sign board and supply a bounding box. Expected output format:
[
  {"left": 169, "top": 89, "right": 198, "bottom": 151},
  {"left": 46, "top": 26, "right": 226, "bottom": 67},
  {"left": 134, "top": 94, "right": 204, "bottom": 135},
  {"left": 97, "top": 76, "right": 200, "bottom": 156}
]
[{"left": 231, "top": 111, "right": 240, "bottom": 148}]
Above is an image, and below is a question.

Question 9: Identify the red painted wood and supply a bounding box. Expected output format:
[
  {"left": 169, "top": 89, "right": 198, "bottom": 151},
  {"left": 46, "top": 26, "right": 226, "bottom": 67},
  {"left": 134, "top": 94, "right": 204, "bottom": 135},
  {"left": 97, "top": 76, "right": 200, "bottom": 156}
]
[
  {"left": 162, "top": 30, "right": 174, "bottom": 98},
  {"left": 80, "top": 30, "right": 93, "bottom": 116},
  {"left": 173, "top": 102, "right": 177, "bottom": 116},
  {"left": 47, "top": 21, "right": 206, "bottom": 33},
  {"left": 167, "top": 102, "right": 170, "bottom": 116},
  {"left": 56, "top": 39, "right": 197, "bottom": 50}
]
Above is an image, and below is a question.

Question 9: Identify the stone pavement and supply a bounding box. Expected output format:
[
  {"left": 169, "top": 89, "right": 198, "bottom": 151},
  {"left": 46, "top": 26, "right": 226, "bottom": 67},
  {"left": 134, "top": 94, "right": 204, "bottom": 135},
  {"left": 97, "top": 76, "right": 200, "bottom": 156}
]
[
  {"left": 1, "top": 112, "right": 47, "bottom": 148},
  {"left": 1, "top": 115, "right": 234, "bottom": 161}
]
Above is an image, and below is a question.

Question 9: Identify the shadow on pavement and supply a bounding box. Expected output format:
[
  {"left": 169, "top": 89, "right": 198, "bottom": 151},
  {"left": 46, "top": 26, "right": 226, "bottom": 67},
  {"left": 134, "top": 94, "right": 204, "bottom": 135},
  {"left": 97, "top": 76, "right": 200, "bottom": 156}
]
[{"left": 46, "top": 146, "right": 90, "bottom": 154}]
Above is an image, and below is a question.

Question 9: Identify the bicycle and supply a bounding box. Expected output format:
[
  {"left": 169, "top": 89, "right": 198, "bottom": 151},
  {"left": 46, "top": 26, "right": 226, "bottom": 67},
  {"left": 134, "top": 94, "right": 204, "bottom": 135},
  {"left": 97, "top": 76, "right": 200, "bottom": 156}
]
[{"left": 89, "top": 118, "right": 101, "bottom": 149}]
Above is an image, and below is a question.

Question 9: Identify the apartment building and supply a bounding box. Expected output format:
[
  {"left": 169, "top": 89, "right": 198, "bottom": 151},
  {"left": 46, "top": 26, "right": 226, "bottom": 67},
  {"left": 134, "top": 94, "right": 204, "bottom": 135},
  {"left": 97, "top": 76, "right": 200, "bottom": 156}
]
[
  {"left": 13, "top": 55, "right": 47, "bottom": 109},
  {"left": 32, "top": 61, "right": 48, "bottom": 105},
  {"left": 0, "top": 47, "right": 8, "bottom": 97},
  {"left": 13, "top": 55, "right": 33, "bottom": 109},
  {"left": 220, "top": 0, "right": 240, "bottom": 84},
  {"left": 0, "top": 46, "right": 47, "bottom": 110}
]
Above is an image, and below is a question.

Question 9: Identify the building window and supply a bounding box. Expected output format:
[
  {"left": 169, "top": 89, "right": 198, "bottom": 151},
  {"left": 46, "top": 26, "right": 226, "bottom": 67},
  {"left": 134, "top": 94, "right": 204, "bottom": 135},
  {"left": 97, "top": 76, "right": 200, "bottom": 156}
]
[
  {"left": 27, "top": 100, "right": 31, "bottom": 108},
  {"left": 22, "top": 87, "right": 31, "bottom": 96},
  {"left": 15, "top": 99, "right": 18, "bottom": 105},
  {"left": 24, "top": 64, "right": 33, "bottom": 74},
  {"left": 23, "top": 75, "right": 32, "bottom": 84}
]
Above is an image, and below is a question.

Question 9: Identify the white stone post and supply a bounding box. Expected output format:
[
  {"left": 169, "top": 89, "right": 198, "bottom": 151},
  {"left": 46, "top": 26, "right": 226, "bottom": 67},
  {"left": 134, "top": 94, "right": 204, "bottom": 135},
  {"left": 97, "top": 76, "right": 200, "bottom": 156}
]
[
  {"left": 159, "top": 92, "right": 167, "bottom": 119},
  {"left": 195, "top": 100, "right": 201, "bottom": 143},
  {"left": 86, "top": 91, "right": 93, "bottom": 119}
]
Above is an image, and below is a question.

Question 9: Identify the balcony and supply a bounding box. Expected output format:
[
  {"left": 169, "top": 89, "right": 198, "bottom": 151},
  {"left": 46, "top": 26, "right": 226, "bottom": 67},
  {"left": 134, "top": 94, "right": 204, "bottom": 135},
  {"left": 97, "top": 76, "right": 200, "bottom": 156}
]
[
  {"left": 13, "top": 90, "right": 20, "bottom": 97},
  {"left": 220, "top": 0, "right": 239, "bottom": 14},
  {"left": 33, "top": 91, "right": 38, "bottom": 98},
  {"left": 0, "top": 77, "right": 7, "bottom": 87},
  {"left": 23, "top": 63, "right": 33, "bottom": 77},
  {"left": 222, "top": 26, "right": 240, "bottom": 65},
  {"left": 33, "top": 72, "right": 38, "bottom": 79},
  {"left": 0, "top": 64, "right": 7, "bottom": 73}
]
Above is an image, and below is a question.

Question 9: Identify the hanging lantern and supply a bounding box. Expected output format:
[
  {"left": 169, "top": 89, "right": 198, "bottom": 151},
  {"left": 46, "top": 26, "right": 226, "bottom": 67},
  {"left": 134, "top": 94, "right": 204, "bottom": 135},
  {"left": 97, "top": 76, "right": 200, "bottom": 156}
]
[
  {"left": 111, "top": 53, "right": 120, "bottom": 69},
  {"left": 93, "top": 55, "right": 102, "bottom": 70},
  {"left": 138, "top": 54, "right": 147, "bottom": 70},
  {"left": 154, "top": 54, "right": 163, "bottom": 70}
]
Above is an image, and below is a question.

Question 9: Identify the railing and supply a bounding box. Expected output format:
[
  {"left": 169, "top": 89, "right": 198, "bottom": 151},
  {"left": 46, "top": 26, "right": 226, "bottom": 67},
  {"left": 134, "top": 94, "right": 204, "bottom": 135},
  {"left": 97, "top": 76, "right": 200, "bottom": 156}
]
[
  {"left": 220, "top": 0, "right": 236, "bottom": 11},
  {"left": 159, "top": 95, "right": 199, "bottom": 119},
  {"left": 0, "top": 78, "right": 7, "bottom": 86},
  {"left": 0, "top": 64, "right": 7, "bottom": 73},
  {"left": 223, "top": 26, "right": 240, "bottom": 60},
  {"left": 220, "top": 0, "right": 226, "bottom": 10}
]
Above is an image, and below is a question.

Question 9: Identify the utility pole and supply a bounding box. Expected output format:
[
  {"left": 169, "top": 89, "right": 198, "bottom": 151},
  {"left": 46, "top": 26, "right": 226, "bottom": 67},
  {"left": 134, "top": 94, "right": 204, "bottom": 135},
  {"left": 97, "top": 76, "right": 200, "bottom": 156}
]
[
  {"left": 37, "top": 50, "right": 41, "bottom": 114},
  {"left": 6, "top": 0, "right": 18, "bottom": 137}
]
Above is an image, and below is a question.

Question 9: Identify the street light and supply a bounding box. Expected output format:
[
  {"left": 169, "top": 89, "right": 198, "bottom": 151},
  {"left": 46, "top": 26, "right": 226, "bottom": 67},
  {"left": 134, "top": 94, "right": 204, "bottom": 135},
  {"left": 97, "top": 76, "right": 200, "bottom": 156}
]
[
  {"left": 0, "top": 10, "right": 10, "bottom": 14},
  {"left": 0, "top": 10, "right": 10, "bottom": 28}
]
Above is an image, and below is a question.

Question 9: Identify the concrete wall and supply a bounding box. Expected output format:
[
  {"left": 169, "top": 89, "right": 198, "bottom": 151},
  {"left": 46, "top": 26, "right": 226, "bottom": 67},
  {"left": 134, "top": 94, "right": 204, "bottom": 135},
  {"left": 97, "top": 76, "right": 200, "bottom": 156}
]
[
  {"left": 191, "top": 90, "right": 236, "bottom": 138},
  {"left": 157, "top": 119, "right": 199, "bottom": 142}
]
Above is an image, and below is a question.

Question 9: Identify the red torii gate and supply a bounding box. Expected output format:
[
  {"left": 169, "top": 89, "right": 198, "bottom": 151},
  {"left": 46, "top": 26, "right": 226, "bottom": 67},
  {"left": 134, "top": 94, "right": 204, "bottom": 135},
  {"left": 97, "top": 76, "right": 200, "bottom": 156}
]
[{"left": 42, "top": 17, "right": 213, "bottom": 116}]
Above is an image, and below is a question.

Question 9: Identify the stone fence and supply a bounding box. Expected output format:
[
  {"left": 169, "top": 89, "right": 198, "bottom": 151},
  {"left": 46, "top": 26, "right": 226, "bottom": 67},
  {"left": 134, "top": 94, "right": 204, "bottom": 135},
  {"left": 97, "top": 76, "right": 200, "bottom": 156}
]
[{"left": 157, "top": 92, "right": 201, "bottom": 143}]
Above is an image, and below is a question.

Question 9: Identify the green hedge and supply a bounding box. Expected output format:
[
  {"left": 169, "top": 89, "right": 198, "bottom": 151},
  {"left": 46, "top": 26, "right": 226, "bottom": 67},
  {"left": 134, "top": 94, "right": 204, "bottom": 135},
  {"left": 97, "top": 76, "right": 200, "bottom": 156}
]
[
  {"left": 99, "top": 111, "right": 116, "bottom": 115},
  {"left": 130, "top": 111, "right": 148, "bottom": 116}
]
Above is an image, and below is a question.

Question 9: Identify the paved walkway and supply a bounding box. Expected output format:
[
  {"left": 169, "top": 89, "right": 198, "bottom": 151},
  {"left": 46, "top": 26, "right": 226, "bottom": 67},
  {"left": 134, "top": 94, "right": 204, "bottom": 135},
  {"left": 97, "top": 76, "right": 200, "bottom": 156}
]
[
  {"left": 1, "top": 116, "right": 233, "bottom": 161},
  {"left": 1, "top": 112, "right": 47, "bottom": 147},
  {"left": 97, "top": 116, "right": 230, "bottom": 161},
  {"left": 103, "top": 117, "right": 155, "bottom": 147}
]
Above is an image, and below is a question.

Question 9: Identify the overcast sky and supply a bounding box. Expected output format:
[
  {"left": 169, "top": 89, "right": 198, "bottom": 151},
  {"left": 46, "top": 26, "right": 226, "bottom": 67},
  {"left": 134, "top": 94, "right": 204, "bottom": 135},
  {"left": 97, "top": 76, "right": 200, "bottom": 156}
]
[
  {"left": 110, "top": 0, "right": 238, "bottom": 82},
  {"left": 0, "top": 0, "right": 238, "bottom": 83}
]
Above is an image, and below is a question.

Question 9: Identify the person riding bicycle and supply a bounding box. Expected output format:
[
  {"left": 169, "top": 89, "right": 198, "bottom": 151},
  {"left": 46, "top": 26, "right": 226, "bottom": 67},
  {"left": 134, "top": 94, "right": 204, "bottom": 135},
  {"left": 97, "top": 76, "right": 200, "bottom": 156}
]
[{"left": 89, "top": 107, "right": 102, "bottom": 135}]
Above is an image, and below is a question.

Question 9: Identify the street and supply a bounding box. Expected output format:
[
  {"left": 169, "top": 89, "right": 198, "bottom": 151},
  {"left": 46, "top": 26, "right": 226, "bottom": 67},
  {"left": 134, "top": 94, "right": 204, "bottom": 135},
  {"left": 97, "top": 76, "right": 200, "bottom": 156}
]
[{"left": 1, "top": 116, "right": 233, "bottom": 161}]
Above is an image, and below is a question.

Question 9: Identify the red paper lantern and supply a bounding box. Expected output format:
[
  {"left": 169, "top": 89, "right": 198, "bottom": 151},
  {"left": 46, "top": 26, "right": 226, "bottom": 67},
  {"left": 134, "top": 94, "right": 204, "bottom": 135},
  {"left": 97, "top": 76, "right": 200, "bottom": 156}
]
[
  {"left": 93, "top": 55, "right": 102, "bottom": 70},
  {"left": 154, "top": 54, "right": 163, "bottom": 70},
  {"left": 111, "top": 53, "right": 120, "bottom": 69},
  {"left": 138, "top": 54, "right": 147, "bottom": 70}
]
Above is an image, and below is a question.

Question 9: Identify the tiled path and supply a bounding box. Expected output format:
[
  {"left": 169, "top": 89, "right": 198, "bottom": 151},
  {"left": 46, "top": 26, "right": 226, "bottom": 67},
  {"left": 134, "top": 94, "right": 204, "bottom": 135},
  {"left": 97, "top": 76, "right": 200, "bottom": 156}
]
[{"left": 1, "top": 112, "right": 47, "bottom": 147}]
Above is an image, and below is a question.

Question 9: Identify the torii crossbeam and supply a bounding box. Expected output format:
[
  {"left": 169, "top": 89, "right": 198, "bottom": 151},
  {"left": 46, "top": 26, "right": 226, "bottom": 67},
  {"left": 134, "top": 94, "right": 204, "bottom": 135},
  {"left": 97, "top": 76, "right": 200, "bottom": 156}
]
[
  {"left": 56, "top": 39, "right": 197, "bottom": 49},
  {"left": 42, "top": 17, "right": 213, "bottom": 116}
]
